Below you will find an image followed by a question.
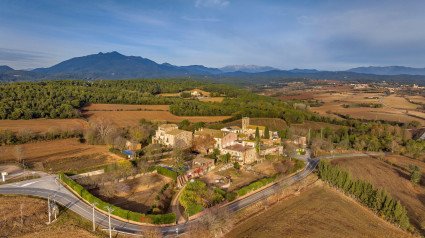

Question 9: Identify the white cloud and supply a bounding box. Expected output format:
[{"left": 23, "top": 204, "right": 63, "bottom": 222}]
[{"left": 195, "top": 0, "right": 229, "bottom": 8}]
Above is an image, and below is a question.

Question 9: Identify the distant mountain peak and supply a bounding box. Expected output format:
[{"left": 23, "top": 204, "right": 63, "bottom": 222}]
[
  {"left": 0, "top": 65, "right": 14, "bottom": 71},
  {"left": 220, "top": 65, "right": 278, "bottom": 73},
  {"left": 347, "top": 66, "right": 425, "bottom": 75}
]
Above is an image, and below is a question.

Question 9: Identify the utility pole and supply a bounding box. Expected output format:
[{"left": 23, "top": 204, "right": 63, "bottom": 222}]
[
  {"left": 91, "top": 202, "right": 98, "bottom": 231},
  {"left": 106, "top": 206, "right": 114, "bottom": 238},
  {"left": 23, "top": 160, "right": 25, "bottom": 179},
  {"left": 47, "top": 194, "right": 51, "bottom": 224}
]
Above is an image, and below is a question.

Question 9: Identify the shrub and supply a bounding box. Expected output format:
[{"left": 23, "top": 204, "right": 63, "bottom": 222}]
[
  {"left": 214, "top": 187, "right": 226, "bottom": 197},
  {"left": 226, "top": 191, "right": 238, "bottom": 202},
  {"left": 238, "top": 187, "right": 251, "bottom": 197},
  {"left": 156, "top": 166, "right": 178, "bottom": 180},
  {"left": 109, "top": 148, "right": 128, "bottom": 159}
]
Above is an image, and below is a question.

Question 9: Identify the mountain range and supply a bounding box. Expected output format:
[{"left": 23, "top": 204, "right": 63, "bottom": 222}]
[{"left": 1, "top": 51, "right": 425, "bottom": 83}]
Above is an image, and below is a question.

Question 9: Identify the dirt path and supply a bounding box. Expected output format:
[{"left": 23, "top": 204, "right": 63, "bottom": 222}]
[{"left": 170, "top": 184, "right": 187, "bottom": 224}]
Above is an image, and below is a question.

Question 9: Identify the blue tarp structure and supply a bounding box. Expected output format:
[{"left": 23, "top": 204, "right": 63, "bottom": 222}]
[{"left": 122, "top": 150, "right": 134, "bottom": 155}]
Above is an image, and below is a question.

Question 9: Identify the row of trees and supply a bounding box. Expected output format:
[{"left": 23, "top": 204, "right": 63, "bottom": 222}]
[
  {"left": 0, "top": 127, "right": 82, "bottom": 145},
  {"left": 318, "top": 161, "right": 410, "bottom": 230}
]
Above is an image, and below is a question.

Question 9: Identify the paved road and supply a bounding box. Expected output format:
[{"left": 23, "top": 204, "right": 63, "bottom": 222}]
[
  {"left": 0, "top": 152, "right": 377, "bottom": 236},
  {"left": 380, "top": 95, "right": 405, "bottom": 113}
]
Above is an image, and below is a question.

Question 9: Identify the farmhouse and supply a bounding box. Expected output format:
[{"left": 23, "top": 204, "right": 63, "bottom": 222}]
[
  {"left": 153, "top": 124, "right": 192, "bottom": 148},
  {"left": 222, "top": 144, "right": 258, "bottom": 165},
  {"left": 194, "top": 128, "right": 238, "bottom": 151},
  {"left": 186, "top": 157, "right": 216, "bottom": 178}
]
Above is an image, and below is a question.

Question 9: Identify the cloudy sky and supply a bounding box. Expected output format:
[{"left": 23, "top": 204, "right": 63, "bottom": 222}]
[{"left": 1, "top": 0, "right": 425, "bottom": 70}]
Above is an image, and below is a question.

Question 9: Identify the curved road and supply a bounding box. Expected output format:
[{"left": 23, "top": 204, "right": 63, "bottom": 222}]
[{"left": 0, "top": 153, "right": 376, "bottom": 236}]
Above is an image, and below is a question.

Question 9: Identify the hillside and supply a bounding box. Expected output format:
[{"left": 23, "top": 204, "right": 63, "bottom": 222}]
[
  {"left": 331, "top": 156, "right": 425, "bottom": 233},
  {"left": 226, "top": 186, "right": 409, "bottom": 238}
]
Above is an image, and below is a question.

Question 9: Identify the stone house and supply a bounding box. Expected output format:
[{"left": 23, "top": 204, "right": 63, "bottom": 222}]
[
  {"left": 153, "top": 124, "right": 192, "bottom": 148},
  {"left": 222, "top": 144, "right": 258, "bottom": 165}
]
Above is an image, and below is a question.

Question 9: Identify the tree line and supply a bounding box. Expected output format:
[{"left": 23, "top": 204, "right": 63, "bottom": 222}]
[{"left": 318, "top": 160, "right": 410, "bottom": 230}]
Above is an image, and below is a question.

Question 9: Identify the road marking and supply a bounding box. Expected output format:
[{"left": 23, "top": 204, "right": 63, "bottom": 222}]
[{"left": 20, "top": 181, "right": 39, "bottom": 187}]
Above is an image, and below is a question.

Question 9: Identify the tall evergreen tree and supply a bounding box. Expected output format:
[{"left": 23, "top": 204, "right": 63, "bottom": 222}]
[
  {"left": 255, "top": 127, "right": 260, "bottom": 140},
  {"left": 264, "top": 126, "right": 270, "bottom": 139}
]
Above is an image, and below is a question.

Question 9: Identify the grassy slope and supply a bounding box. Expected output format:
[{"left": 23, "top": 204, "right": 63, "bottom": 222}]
[
  {"left": 226, "top": 186, "right": 409, "bottom": 238},
  {"left": 331, "top": 156, "right": 425, "bottom": 233}
]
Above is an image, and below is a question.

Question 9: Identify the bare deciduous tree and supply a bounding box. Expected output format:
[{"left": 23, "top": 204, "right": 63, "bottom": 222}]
[
  {"left": 14, "top": 145, "right": 25, "bottom": 163},
  {"left": 192, "top": 134, "right": 216, "bottom": 154},
  {"left": 139, "top": 226, "right": 163, "bottom": 238},
  {"left": 200, "top": 206, "right": 234, "bottom": 237},
  {"left": 92, "top": 117, "right": 114, "bottom": 142},
  {"left": 183, "top": 222, "right": 209, "bottom": 238}
]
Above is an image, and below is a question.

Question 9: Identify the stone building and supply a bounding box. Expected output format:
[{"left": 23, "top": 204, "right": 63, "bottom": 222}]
[{"left": 153, "top": 124, "right": 192, "bottom": 148}]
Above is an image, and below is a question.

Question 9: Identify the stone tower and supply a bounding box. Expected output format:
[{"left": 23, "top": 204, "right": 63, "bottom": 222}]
[{"left": 242, "top": 117, "right": 250, "bottom": 132}]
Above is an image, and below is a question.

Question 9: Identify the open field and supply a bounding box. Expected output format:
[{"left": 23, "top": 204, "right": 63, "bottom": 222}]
[
  {"left": 0, "top": 195, "right": 101, "bottom": 238},
  {"left": 310, "top": 91, "right": 425, "bottom": 125},
  {"left": 252, "top": 159, "right": 294, "bottom": 176},
  {"left": 291, "top": 120, "right": 345, "bottom": 130},
  {"left": 331, "top": 156, "right": 425, "bottom": 232},
  {"left": 82, "top": 104, "right": 170, "bottom": 111},
  {"left": 83, "top": 110, "right": 230, "bottom": 127},
  {"left": 382, "top": 94, "right": 420, "bottom": 110},
  {"left": 226, "top": 186, "right": 409, "bottom": 238},
  {"left": 199, "top": 97, "right": 225, "bottom": 102},
  {"left": 406, "top": 95, "right": 425, "bottom": 104},
  {"left": 0, "top": 139, "right": 120, "bottom": 172},
  {"left": 0, "top": 119, "right": 88, "bottom": 133},
  {"left": 156, "top": 93, "right": 180, "bottom": 97}
]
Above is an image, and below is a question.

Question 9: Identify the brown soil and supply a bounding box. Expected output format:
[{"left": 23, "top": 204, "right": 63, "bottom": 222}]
[
  {"left": 0, "top": 139, "right": 120, "bottom": 172},
  {"left": 251, "top": 159, "right": 294, "bottom": 176},
  {"left": 331, "top": 156, "right": 425, "bottom": 232},
  {"left": 226, "top": 186, "right": 410, "bottom": 238},
  {"left": 0, "top": 119, "right": 88, "bottom": 133}
]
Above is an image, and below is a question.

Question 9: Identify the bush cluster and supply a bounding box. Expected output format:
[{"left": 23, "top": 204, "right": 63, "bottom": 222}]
[{"left": 156, "top": 166, "right": 178, "bottom": 180}]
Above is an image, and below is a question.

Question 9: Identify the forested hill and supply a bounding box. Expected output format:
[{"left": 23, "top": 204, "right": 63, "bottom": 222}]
[{"left": 0, "top": 79, "right": 308, "bottom": 123}]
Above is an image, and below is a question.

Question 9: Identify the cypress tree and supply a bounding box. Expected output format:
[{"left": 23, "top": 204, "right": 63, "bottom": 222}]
[
  {"left": 343, "top": 171, "right": 352, "bottom": 192},
  {"left": 264, "top": 126, "right": 270, "bottom": 139},
  {"left": 255, "top": 127, "right": 260, "bottom": 139}
]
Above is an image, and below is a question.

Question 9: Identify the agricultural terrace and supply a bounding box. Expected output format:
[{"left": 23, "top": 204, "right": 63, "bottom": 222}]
[
  {"left": 0, "top": 139, "right": 121, "bottom": 172},
  {"left": 331, "top": 156, "right": 425, "bottom": 232}
]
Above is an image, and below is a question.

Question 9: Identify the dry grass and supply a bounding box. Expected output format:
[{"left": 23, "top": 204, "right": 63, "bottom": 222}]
[
  {"left": 331, "top": 156, "right": 425, "bottom": 232},
  {"left": 382, "top": 94, "right": 420, "bottom": 110},
  {"left": 226, "top": 186, "right": 410, "bottom": 238},
  {"left": 83, "top": 110, "right": 230, "bottom": 127},
  {"left": 82, "top": 104, "right": 170, "bottom": 111},
  {"left": 215, "top": 168, "right": 263, "bottom": 192},
  {"left": 0, "top": 119, "right": 88, "bottom": 133},
  {"left": 199, "top": 97, "right": 225, "bottom": 102},
  {"left": 406, "top": 95, "right": 425, "bottom": 104},
  {"left": 0, "top": 139, "right": 120, "bottom": 172},
  {"left": 252, "top": 159, "right": 294, "bottom": 176},
  {"left": 0, "top": 195, "right": 101, "bottom": 238},
  {"left": 89, "top": 173, "right": 172, "bottom": 214},
  {"left": 310, "top": 92, "right": 425, "bottom": 125}
]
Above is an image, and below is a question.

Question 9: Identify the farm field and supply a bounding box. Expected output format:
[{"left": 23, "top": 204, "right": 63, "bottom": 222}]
[
  {"left": 406, "top": 95, "right": 425, "bottom": 104},
  {"left": 82, "top": 104, "right": 170, "bottom": 111},
  {"left": 310, "top": 91, "right": 425, "bottom": 125},
  {"left": 226, "top": 186, "right": 409, "bottom": 238},
  {"left": 88, "top": 173, "right": 173, "bottom": 214},
  {"left": 199, "top": 97, "right": 225, "bottom": 102},
  {"left": 382, "top": 94, "right": 420, "bottom": 110},
  {"left": 291, "top": 120, "right": 345, "bottom": 130},
  {"left": 331, "top": 156, "right": 425, "bottom": 232},
  {"left": 0, "top": 195, "right": 101, "bottom": 238},
  {"left": 0, "top": 119, "right": 88, "bottom": 133},
  {"left": 83, "top": 110, "right": 230, "bottom": 127},
  {"left": 0, "top": 139, "right": 120, "bottom": 172}
]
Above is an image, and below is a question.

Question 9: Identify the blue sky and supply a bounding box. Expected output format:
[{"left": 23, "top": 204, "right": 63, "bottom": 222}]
[{"left": 1, "top": 0, "right": 425, "bottom": 70}]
